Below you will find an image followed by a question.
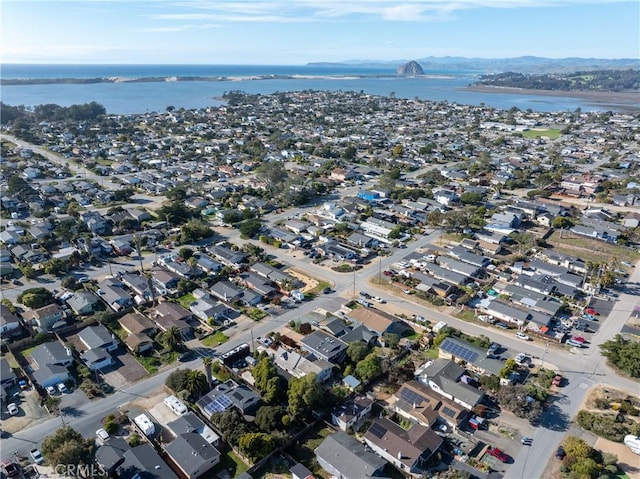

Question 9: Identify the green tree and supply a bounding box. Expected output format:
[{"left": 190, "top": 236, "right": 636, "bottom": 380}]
[
  {"left": 238, "top": 432, "right": 277, "bottom": 462},
  {"left": 288, "top": 374, "right": 323, "bottom": 419},
  {"left": 460, "top": 192, "right": 483, "bottom": 204},
  {"left": 211, "top": 409, "right": 248, "bottom": 446},
  {"left": 161, "top": 326, "right": 184, "bottom": 352},
  {"left": 60, "top": 276, "right": 79, "bottom": 291},
  {"left": 166, "top": 368, "right": 189, "bottom": 393},
  {"left": 355, "top": 353, "right": 382, "bottom": 382},
  {"left": 563, "top": 436, "right": 593, "bottom": 460},
  {"left": 202, "top": 357, "right": 213, "bottom": 388},
  {"left": 381, "top": 333, "right": 400, "bottom": 349},
  {"left": 184, "top": 370, "right": 208, "bottom": 398},
  {"left": 255, "top": 162, "right": 289, "bottom": 190},
  {"left": 346, "top": 342, "right": 369, "bottom": 363},
  {"left": 600, "top": 335, "right": 640, "bottom": 377},
  {"left": 255, "top": 405, "right": 284, "bottom": 432},
  {"left": 41, "top": 426, "right": 95, "bottom": 471},
  {"left": 238, "top": 219, "right": 262, "bottom": 239},
  {"left": 43, "top": 258, "right": 68, "bottom": 276},
  {"left": 499, "top": 358, "right": 518, "bottom": 379},
  {"left": 252, "top": 356, "right": 279, "bottom": 393},
  {"left": 17, "top": 287, "right": 55, "bottom": 308}
]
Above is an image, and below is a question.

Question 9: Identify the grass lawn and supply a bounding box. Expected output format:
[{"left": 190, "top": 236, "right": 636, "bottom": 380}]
[
  {"left": 308, "top": 280, "right": 331, "bottom": 296},
  {"left": 456, "top": 310, "right": 477, "bottom": 322},
  {"left": 286, "top": 425, "right": 333, "bottom": 477},
  {"left": 135, "top": 355, "right": 160, "bottom": 374},
  {"left": 521, "top": 128, "right": 562, "bottom": 139},
  {"left": 176, "top": 293, "right": 196, "bottom": 310},
  {"left": 423, "top": 347, "right": 440, "bottom": 360},
  {"left": 201, "top": 331, "right": 229, "bottom": 348},
  {"left": 548, "top": 230, "right": 640, "bottom": 264},
  {"left": 211, "top": 450, "right": 249, "bottom": 478}
]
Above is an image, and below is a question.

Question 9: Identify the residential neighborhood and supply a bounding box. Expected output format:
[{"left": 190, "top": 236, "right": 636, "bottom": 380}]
[{"left": 1, "top": 89, "right": 639, "bottom": 479}]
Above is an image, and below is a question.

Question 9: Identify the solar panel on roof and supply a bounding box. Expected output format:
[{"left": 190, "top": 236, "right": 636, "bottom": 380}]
[
  {"left": 399, "top": 388, "right": 427, "bottom": 407},
  {"left": 442, "top": 406, "right": 455, "bottom": 417},
  {"left": 204, "top": 395, "right": 232, "bottom": 415},
  {"left": 369, "top": 422, "right": 387, "bottom": 439},
  {"left": 440, "top": 338, "right": 479, "bottom": 363}
]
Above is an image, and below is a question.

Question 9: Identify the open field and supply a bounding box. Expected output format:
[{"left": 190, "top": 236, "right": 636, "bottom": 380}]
[{"left": 547, "top": 230, "right": 640, "bottom": 265}]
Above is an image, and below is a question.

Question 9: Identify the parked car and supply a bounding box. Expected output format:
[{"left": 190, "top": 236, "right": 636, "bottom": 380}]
[
  {"left": 515, "top": 353, "right": 530, "bottom": 364},
  {"left": 57, "top": 382, "right": 68, "bottom": 394},
  {"left": 515, "top": 332, "right": 530, "bottom": 341},
  {"left": 1, "top": 460, "right": 20, "bottom": 477},
  {"left": 571, "top": 336, "right": 586, "bottom": 344},
  {"left": 178, "top": 350, "right": 194, "bottom": 362},
  {"left": 46, "top": 385, "right": 56, "bottom": 396},
  {"left": 566, "top": 339, "right": 584, "bottom": 348},
  {"left": 556, "top": 446, "right": 566, "bottom": 459},
  {"left": 585, "top": 307, "right": 599, "bottom": 316},
  {"left": 621, "top": 261, "right": 634, "bottom": 268},
  {"left": 487, "top": 447, "right": 508, "bottom": 462},
  {"left": 30, "top": 448, "right": 44, "bottom": 465},
  {"left": 7, "top": 403, "right": 19, "bottom": 415},
  {"left": 372, "top": 296, "right": 385, "bottom": 303},
  {"left": 496, "top": 322, "right": 509, "bottom": 330},
  {"left": 552, "top": 375, "right": 563, "bottom": 387},
  {"left": 359, "top": 291, "right": 371, "bottom": 299},
  {"left": 95, "top": 428, "right": 110, "bottom": 445},
  {"left": 383, "top": 270, "right": 394, "bottom": 276}
]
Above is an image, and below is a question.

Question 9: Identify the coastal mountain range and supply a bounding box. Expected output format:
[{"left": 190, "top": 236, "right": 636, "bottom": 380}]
[{"left": 309, "top": 56, "right": 640, "bottom": 74}]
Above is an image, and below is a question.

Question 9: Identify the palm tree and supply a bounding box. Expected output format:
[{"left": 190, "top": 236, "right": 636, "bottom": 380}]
[
  {"left": 163, "top": 326, "right": 183, "bottom": 352},
  {"left": 184, "top": 370, "right": 208, "bottom": 399},
  {"left": 203, "top": 357, "right": 213, "bottom": 387}
]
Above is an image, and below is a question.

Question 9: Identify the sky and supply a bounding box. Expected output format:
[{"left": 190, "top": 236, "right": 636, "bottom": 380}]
[{"left": 1, "top": 0, "right": 639, "bottom": 64}]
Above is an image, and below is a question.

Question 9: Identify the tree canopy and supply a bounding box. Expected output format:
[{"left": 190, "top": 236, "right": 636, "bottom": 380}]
[
  {"left": 18, "top": 287, "right": 55, "bottom": 308},
  {"left": 41, "top": 426, "right": 95, "bottom": 472},
  {"left": 600, "top": 335, "right": 640, "bottom": 377}
]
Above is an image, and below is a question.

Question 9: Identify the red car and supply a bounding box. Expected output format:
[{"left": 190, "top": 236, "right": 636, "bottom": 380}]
[
  {"left": 571, "top": 336, "right": 586, "bottom": 344},
  {"left": 585, "top": 307, "right": 599, "bottom": 315},
  {"left": 487, "top": 447, "right": 509, "bottom": 462}
]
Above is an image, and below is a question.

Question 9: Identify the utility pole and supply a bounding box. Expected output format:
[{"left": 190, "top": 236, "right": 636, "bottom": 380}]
[{"left": 353, "top": 269, "right": 356, "bottom": 297}]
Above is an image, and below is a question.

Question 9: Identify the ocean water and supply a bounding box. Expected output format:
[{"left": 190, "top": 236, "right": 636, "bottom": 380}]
[{"left": 0, "top": 64, "right": 618, "bottom": 115}]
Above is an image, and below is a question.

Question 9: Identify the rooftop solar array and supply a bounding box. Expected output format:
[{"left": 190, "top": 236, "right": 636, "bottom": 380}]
[
  {"left": 441, "top": 406, "right": 456, "bottom": 418},
  {"left": 399, "top": 387, "right": 427, "bottom": 407},
  {"left": 203, "top": 395, "right": 232, "bottom": 415},
  {"left": 369, "top": 422, "right": 387, "bottom": 439},
  {"left": 440, "top": 338, "right": 479, "bottom": 363}
]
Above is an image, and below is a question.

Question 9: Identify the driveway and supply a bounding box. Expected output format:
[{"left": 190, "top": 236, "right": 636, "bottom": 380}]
[{"left": 99, "top": 348, "right": 149, "bottom": 388}]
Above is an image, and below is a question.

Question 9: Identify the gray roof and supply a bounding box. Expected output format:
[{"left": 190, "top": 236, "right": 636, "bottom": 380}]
[
  {"left": 32, "top": 364, "right": 70, "bottom": 385},
  {"left": 164, "top": 433, "right": 220, "bottom": 477},
  {"left": 165, "top": 412, "right": 206, "bottom": 435},
  {"left": 437, "top": 257, "right": 481, "bottom": 278},
  {"left": 315, "top": 431, "right": 386, "bottom": 479},
  {"left": 118, "top": 443, "right": 178, "bottom": 479},
  {"left": 95, "top": 437, "right": 130, "bottom": 471},
  {"left": 300, "top": 330, "right": 348, "bottom": 362},
  {"left": 31, "top": 341, "right": 72, "bottom": 368},
  {"left": 0, "top": 358, "right": 16, "bottom": 384},
  {"left": 66, "top": 291, "right": 99, "bottom": 313},
  {"left": 78, "top": 325, "right": 115, "bottom": 350},
  {"left": 422, "top": 263, "right": 468, "bottom": 285}
]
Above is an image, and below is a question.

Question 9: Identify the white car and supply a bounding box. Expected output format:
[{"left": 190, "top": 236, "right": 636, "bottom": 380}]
[
  {"left": 57, "top": 382, "right": 68, "bottom": 394},
  {"left": 30, "top": 448, "right": 44, "bottom": 465},
  {"left": 46, "top": 385, "right": 56, "bottom": 395},
  {"left": 7, "top": 403, "right": 18, "bottom": 415},
  {"left": 96, "top": 428, "right": 110, "bottom": 444},
  {"left": 372, "top": 296, "right": 385, "bottom": 303},
  {"left": 515, "top": 332, "right": 530, "bottom": 341},
  {"left": 515, "top": 353, "right": 530, "bottom": 364}
]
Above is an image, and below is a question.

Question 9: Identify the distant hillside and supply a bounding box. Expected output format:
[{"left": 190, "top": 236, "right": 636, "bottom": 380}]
[
  {"left": 308, "top": 56, "right": 640, "bottom": 74},
  {"left": 476, "top": 69, "right": 640, "bottom": 92}
]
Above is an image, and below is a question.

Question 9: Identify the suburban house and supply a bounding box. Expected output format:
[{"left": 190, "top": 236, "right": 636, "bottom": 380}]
[
  {"left": 165, "top": 412, "right": 220, "bottom": 446},
  {"left": 0, "top": 304, "right": 22, "bottom": 337},
  {"left": 363, "top": 417, "right": 443, "bottom": 476},
  {"left": 30, "top": 341, "right": 73, "bottom": 388},
  {"left": 163, "top": 433, "right": 220, "bottom": 479},
  {"left": 392, "top": 380, "right": 468, "bottom": 429},
  {"left": 300, "top": 331, "right": 348, "bottom": 364},
  {"left": 152, "top": 302, "right": 193, "bottom": 338},
  {"left": 0, "top": 358, "right": 17, "bottom": 389},
  {"left": 196, "top": 379, "right": 261, "bottom": 419},
  {"left": 117, "top": 443, "right": 178, "bottom": 479},
  {"left": 271, "top": 346, "right": 333, "bottom": 383},
  {"left": 190, "top": 295, "right": 233, "bottom": 325},
  {"left": 150, "top": 266, "right": 180, "bottom": 294},
  {"left": 251, "top": 262, "right": 300, "bottom": 288},
  {"left": 415, "top": 357, "right": 485, "bottom": 410},
  {"left": 315, "top": 431, "right": 387, "bottom": 479},
  {"left": 119, "top": 312, "right": 158, "bottom": 355},
  {"left": 210, "top": 280, "right": 244, "bottom": 303},
  {"left": 347, "top": 307, "right": 408, "bottom": 337},
  {"left": 24, "top": 303, "right": 65, "bottom": 331},
  {"left": 330, "top": 395, "right": 374, "bottom": 432},
  {"left": 77, "top": 325, "right": 119, "bottom": 371},
  {"left": 207, "top": 244, "right": 248, "bottom": 268},
  {"left": 66, "top": 291, "right": 100, "bottom": 316},
  {"left": 96, "top": 278, "right": 134, "bottom": 312}
]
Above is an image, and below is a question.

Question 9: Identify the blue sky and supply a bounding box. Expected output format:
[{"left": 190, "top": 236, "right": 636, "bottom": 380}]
[{"left": 2, "top": 1, "right": 638, "bottom": 64}]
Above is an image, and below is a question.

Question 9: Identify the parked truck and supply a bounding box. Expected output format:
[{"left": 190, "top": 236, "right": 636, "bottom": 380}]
[{"left": 134, "top": 414, "right": 155, "bottom": 436}]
